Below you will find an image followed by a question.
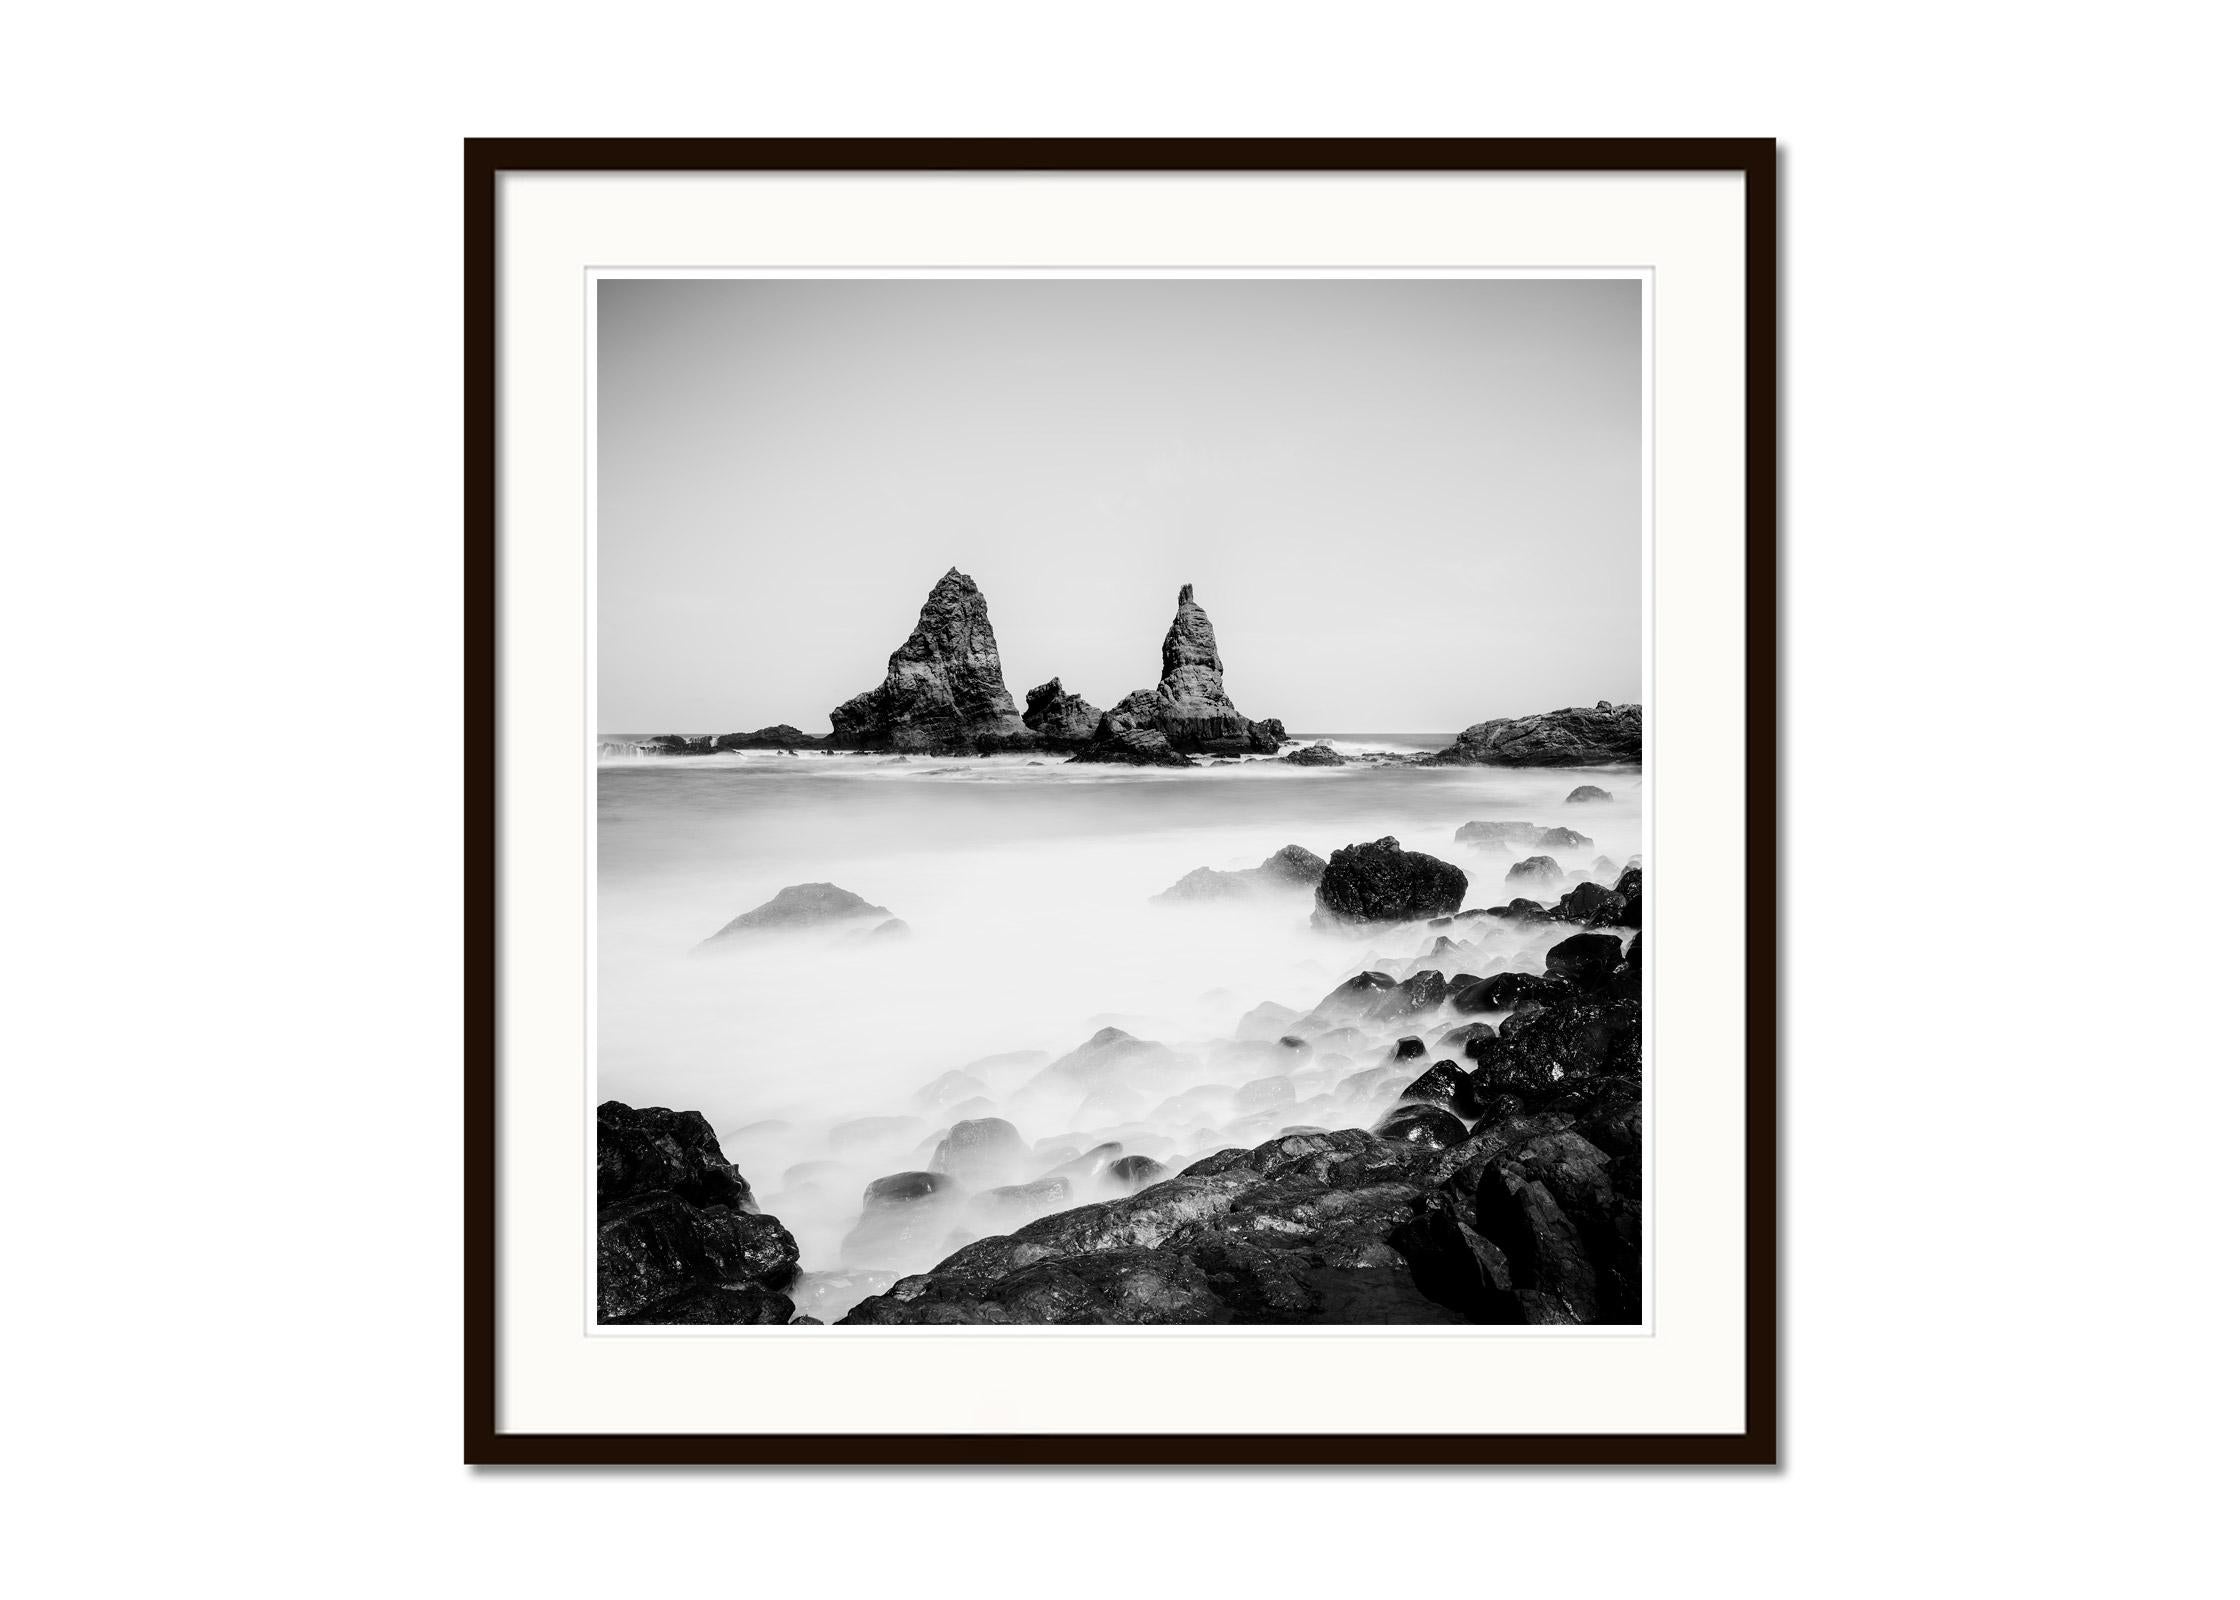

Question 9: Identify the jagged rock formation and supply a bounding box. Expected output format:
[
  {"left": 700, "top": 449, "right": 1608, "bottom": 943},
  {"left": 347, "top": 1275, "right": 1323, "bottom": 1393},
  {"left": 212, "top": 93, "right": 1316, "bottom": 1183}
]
[
  {"left": 1426, "top": 701, "right": 1643, "bottom": 768},
  {"left": 697, "top": 883, "right": 893, "bottom": 949},
  {"left": 1086, "top": 585, "right": 1286, "bottom": 758},
  {"left": 1022, "top": 678, "right": 1104, "bottom": 747},
  {"left": 828, "top": 569, "right": 1033, "bottom": 753},
  {"left": 1280, "top": 743, "right": 1346, "bottom": 766},
  {"left": 596, "top": 1102, "right": 800, "bottom": 1323}
]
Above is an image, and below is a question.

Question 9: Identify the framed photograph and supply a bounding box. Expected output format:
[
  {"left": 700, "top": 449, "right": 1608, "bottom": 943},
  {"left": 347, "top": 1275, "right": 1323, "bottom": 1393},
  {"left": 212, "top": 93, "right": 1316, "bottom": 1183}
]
[{"left": 469, "top": 138, "right": 1775, "bottom": 1464}]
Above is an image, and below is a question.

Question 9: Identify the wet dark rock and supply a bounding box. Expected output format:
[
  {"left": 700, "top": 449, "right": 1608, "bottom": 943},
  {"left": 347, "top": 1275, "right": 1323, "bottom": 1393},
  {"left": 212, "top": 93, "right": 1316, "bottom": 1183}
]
[
  {"left": 699, "top": 882, "right": 894, "bottom": 948},
  {"left": 1154, "top": 844, "right": 1327, "bottom": 902},
  {"left": 1373, "top": 970, "right": 1451, "bottom": 1022},
  {"left": 1280, "top": 743, "right": 1347, "bottom": 766},
  {"left": 1586, "top": 864, "right": 1644, "bottom": 929},
  {"left": 1505, "top": 856, "right": 1564, "bottom": 889},
  {"left": 598, "top": 1193, "right": 800, "bottom": 1322},
  {"left": 1375, "top": 1104, "right": 1471, "bottom": 1148},
  {"left": 1021, "top": 677, "right": 1105, "bottom": 746},
  {"left": 1468, "top": 996, "right": 1643, "bottom": 1112},
  {"left": 1439, "top": 1021, "right": 1498, "bottom": 1054},
  {"left": 613, "top": 1284, "right": 795, "bottom": 1325},
  {"left": 828, "top": 568, "right": 1035, "bottom": 753},
  {"left": 1391, "top": 1036, "right": 1427, "bottom": 1062},
  {"left": 597, "top": 1101, "right": 801, "bottom": 1322},
  {"left": 1426, "top": 702, "right": 1643, "bottom": 768},
  {"left": 1453, "top": 971, "right": 1574, "bottom": 1017},
  {"left": 1315, "top": 837, "right": 1469, "bottom": 925},
  {"left": 1544, "top": 932, "right": 1628, "bottom": 989},
  {"left": 1553, "top": 880, "right": 1614, "bottom": 922},
  {"left": 1565, "top": 785, "right": 1614, "bottom": 803},
  {"left": 1400, "top": 1060, "right": 1481, "bottom": 1119},
  {"left": 597, "top": 1101, "right": 757, "bottom": 1213},
  {"left": 1488, "top": 897, "right": 1555, "bottom": 923}
]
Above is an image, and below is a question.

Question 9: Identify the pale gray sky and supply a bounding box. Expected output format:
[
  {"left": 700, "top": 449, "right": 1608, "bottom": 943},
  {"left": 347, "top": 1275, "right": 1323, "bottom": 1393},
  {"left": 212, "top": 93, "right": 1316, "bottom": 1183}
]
[{"left": 598, "top": 277, "right": 1640, "bottom": 734}]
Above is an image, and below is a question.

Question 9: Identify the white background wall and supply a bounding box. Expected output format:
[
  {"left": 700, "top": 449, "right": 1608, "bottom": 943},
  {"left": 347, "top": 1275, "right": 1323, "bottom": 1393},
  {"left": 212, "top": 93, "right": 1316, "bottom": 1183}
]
[{"left": 3, "top": 3, "right": 2231, "bottom": 1594}]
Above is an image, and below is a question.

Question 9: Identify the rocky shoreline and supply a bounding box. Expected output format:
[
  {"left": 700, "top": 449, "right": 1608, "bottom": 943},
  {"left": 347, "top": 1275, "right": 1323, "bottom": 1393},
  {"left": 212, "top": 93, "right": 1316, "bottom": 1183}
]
[
  {"left": 606, "top": 567, "right": 1641, "bottom": 769},
  {"left": 602, "top": 833, "right": 1644, "bottom": 1327}
]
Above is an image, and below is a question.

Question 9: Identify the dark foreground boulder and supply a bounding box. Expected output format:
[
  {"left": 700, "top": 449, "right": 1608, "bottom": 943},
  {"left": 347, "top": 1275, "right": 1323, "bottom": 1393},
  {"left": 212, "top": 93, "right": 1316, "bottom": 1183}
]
[
  {"left": 1585, "top": 864, "right": 1644, "bottom": 929},
  {"left": 697, "top": 882, "right": 894, "bottom": 948},
  {"left": 1544, "top": 931, "right": 1627, "bottom": 989},
  {"left": 598, "top": 1100, "right": 758, "bottom": 1213},
  {"left": 1375, "top": 1104, "right": 1471, "bottom": 1148},
  {"left": 596, "top": 1102, "right": 799, "bottom": 1323},
  {"left": 1315, "top": 837, "right": 1469, "bottom": 925}
]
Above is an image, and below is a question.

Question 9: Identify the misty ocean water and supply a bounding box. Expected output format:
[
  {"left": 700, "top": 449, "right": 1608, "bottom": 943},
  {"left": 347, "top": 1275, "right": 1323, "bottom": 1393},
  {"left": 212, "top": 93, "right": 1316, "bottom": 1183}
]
[{"left": 599, "top": 739, "right": 1642, "bottom": 1320}]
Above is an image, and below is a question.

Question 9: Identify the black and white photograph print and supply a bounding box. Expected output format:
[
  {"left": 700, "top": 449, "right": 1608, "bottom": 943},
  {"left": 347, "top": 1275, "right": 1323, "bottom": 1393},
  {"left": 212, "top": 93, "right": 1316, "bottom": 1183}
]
[{"left": 594, "top": 275, "right": 1645, "bottom": 1328}]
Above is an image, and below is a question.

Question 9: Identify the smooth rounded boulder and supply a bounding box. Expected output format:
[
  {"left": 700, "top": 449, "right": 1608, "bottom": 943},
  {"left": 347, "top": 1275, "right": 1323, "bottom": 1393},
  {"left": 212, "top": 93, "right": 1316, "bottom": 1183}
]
[{"left": 1315, "top": 837, "right": 1469, "bottom": 925}]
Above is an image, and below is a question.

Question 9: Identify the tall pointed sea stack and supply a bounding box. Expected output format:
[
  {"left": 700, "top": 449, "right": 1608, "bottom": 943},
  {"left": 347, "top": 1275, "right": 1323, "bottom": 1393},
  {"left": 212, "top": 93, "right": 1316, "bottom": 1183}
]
[
  {"left": 1092, "top": 583, "right": 1286, "bottom": 757},
  {"left": 828, "top": 569, "right": 1034, "bottom": 753}
]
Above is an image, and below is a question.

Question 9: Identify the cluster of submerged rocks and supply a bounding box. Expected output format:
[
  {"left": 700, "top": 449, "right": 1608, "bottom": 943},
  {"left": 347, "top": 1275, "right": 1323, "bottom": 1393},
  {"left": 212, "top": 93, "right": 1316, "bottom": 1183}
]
[{"left": 604, "top": 823, "right": 1645, "bottom": 1325}]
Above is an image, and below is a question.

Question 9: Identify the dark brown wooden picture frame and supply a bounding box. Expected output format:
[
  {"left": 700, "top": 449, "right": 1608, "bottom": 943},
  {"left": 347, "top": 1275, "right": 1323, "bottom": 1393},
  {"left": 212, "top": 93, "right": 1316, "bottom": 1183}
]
[{"left": 467, "top": 137, "right": 1777, "bottom": 1466}]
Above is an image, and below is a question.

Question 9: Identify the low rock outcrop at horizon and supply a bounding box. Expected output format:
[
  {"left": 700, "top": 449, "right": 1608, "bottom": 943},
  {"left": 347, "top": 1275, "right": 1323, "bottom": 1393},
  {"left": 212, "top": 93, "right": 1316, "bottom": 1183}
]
[{"left": 1426, "top": 701, "right": 1642, "bottom": 768}]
